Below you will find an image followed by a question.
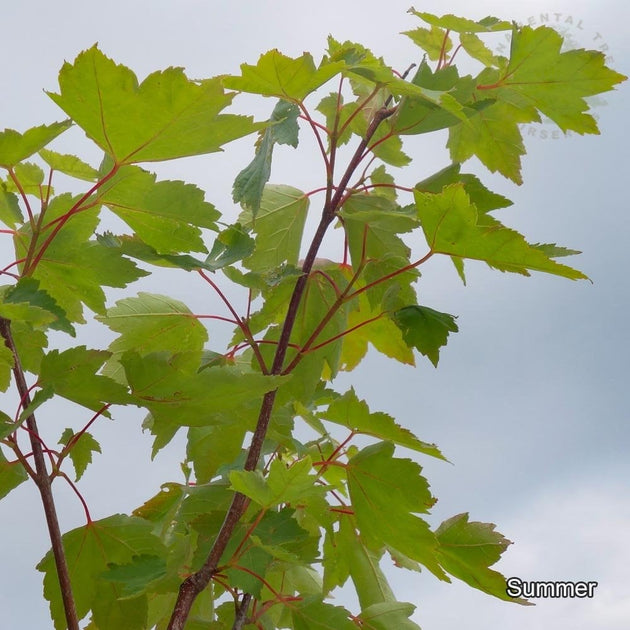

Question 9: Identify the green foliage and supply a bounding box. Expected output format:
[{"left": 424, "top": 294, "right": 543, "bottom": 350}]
[{"left": 0, "top": 10, "right": 624, "bottom": 630}]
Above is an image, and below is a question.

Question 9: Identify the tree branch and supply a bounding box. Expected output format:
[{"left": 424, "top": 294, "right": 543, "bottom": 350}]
[{"left": 0, "top": 318, "right": 80, "bottom": 630}]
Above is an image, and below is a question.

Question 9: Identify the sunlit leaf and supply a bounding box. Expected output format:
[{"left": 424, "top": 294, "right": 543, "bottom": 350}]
[
  {"left": 0, "top": 121, "right": 71, "bottom": 168},
  {"left": 48, "top": 46, "right": 260, "bottom": 164},
  {"left": 324, "top": 388, "right": 444, "bottom": 458},
  {"left": 0, "top": 448, "right": 27, "bottom": 499},
  {"left": 414, "top": 184, "right": 588, "bottom": 279}
]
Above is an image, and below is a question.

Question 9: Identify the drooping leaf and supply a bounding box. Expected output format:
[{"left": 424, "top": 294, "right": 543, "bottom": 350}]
[
  {"left": 290, "top": 597, "right": 356, "bottom": 630},
  {"left": 358, "top": 602, "right": 421, "bottom": 630},
  {"left": 39, "top": 346, "right": 133, "bottom": 411},
  {"left": 223, "top": 50, "right": 344, "bottom": 102},
  {"left": 48, "top": 46, "right": 261, "bottom": 164},
  {"left": 414, "top": 183, "right": 588, "bottom": 279},
  {"left": 0, "top": 447, "right": 28, "bottom": 499},
  {"left": 324, "top": 388, "right": 444, "bottom": 459},
  {"left": 37, "top": 514, "right": 166, "bottom": 630},
  {"left": 1, "top": 277, "right": 74, "bottom": 335},
  {"left": 58, "top": 428, "right": 102, "bottom": 481},
  {"left": 0, "top": 121, "right": 71, "bottom": 168},
  {"left": 0, "top": 183, "right": 23, "bottom": 227},
  {"left": 392, "top": 305, "right": 458, "bottom": 367},
  {"left": 233, "top": 99, "right": 299, "bottom": 217},
  {"left": 204, "top": 224, "right": 255, "bottom": 271},
  {"left": 241, "top": 185, "right": 309, "bottom": 271},
  {"left": 0, "top": 342, "right": 12, "bottom": 392},
  {"left": 435, "top": 513, "right": 528, "bottom": 603},
  {"left": 346, "top": 441, "right": 446, "bottom": 579}
]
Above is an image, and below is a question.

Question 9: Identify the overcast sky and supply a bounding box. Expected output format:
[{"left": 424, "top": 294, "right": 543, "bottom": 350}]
[{"left": 1, "top": 1, "right": 628, "bottom": 628}]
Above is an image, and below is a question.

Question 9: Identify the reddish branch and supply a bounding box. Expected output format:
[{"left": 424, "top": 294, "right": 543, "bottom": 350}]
[
  {"left": 166, "top": 104, "right": 397, "bottom": 630},
  {"left": 0, "top": 318, "right": 80, "bottom": 630}
]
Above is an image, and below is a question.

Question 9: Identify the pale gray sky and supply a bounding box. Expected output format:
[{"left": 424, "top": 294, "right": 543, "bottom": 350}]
[{"left": 1, "top": 1, "right": 628, "bottom": 628}]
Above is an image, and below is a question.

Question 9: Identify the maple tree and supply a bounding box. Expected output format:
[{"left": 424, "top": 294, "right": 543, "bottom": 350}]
[{"left": 0, "top": 10, "right": 625, "bottom": 630}]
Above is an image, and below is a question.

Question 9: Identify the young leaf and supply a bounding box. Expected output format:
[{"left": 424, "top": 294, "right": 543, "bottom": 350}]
[
  {"left": 414, "top": 184, "right": 588, "bottom": 279},
  {"left": 409, "top": 10, "right": 512, "bottom": 33},
  {"left": 435, "top": 513, "right": 528, "bottom": 603},
  {"left": 0, "top": 121, "right": 71, "bottom": 168},
  {"left": 0, "top": 342, "right": 12, "bottom": 392},
  {"left": 324, "top": 388, "right": 444, "bottom": 459},
  {"left": 230, "top": 457, "right": 323, "bottom": 509},
  {"left": 392, "top": 305, "right": 458, "bottom": 368},
  {"left": 58, "top": 428, "right": 102, "bottom": 481},
  {"left": 48, "top": 46, "right": 261, "bottom": 164},
  {"left": 223, "top": 50, "right": 344, "bottom": 102}
]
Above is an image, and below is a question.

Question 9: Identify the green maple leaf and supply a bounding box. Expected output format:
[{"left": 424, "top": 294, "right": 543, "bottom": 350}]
[
  {"left": 346, "top": 441, "right": 446, "bottom": 579},
  {"left": 96, "top": 292, "right": 208, "bottom": 382},
  {"left": 324, "top": 388, "right": 444, "bottom": 459},
  {"left": 223, "top": 50, "right": 345, "bottom": 102},
  {"left": 241, "top": 184, "right": 309, "bottom": 271},
  {"left": 436, "top": 513, "right": 529, "bottom": 603},
  {"left": 14, "top": 195, "right": 147, "bottom": 322},
  {"left": 58, "top": 428, "right": 102, "bottom": 481},
  {"left": 0, "top": 183, "right": 23, "bottom": 227},
  {"left": 39, "top": 346, "right": 134, "bottom": 411},
  {"left": 48, "top": 45, "right": 261, "bottom": 165},
  {"left": 122, "top": 351, "right": 286, "bottom": 430},
  {"left": 392, "top": 305, "right": 458, "bottom": 367},
  {"left": 97, "top": 166, "right": 219, "bottom": 255},
  {"left": 415, "top": 183, "right": 588, "bottom": 279},
  {"left": 409, "top": 10, "right": 512, "bottom": 33},
  {"left": 0, "top": 447, "right": 28, "bottom": 499},
  {"left": 0, "top": 121, "right": 71, "bottom": 168},
  {"left": 359, "top": 602, "right": 421, "bottom": 630},
  {"left": 39, "top": 148, "right": 100, "bottom": 181},
  {"left": 230, "top": 457, "right": 323, "bottom": 509},
  {"left": 1, "top": 277, "right": 74, "bottom": 335},
  {"left": 496, "top": 25, "right": 627, "bottom": 133},
  {"left": 233, "top": 99, "right": 299, "bottom": 217},
  {"left": 37, "top": 514, "right": 165, "bottom": 630},
  {"left": 291, "top": 597, "right": 356, "bottom": 630},
  {"left": 448, "top": 100, "right": 538, "bottom": 184}
]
